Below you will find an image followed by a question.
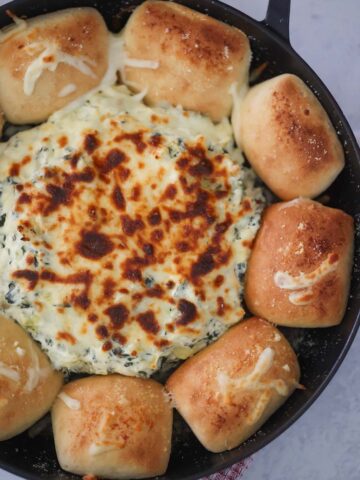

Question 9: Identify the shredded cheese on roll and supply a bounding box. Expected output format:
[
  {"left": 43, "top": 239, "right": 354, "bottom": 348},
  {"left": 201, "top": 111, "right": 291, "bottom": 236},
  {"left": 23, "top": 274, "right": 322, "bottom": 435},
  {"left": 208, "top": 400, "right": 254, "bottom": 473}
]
[
  {"left": 274, "top": 253, "right": 339, "bottom": 306},
  {"left": 273, "top": 254, "right": 339, "bottom": 290},
  {"left": 23, "top": 43, "right": 97, "bottom": 96},
  {"left": 0, "top": 361, "right": 20, "bottom": 382},
  {"left": 58, "top": 392, "right": 81, "bottom": 410}
]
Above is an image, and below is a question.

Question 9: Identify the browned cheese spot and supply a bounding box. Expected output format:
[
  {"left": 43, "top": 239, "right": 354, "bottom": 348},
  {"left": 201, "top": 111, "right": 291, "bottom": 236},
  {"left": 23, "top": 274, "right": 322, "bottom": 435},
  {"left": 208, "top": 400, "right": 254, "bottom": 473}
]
[
  {"left": 76, "top": 230, "right": 114, "bottom": 260},
  {"left": 137, "top": 310, "right": 160, "bottom": 334},
  {"left": 121, "top": 215, "right": 145, "bottom": 236},
  {"left": 103, "top": 278, "right": 116, "bottom": 298},
  {"left": 191, "top": 248, "right": 216, "bottom": 281},
  {"left": 115, "top": 131, "right": 147, "bottom": 154},
  {"left": 176, "top": 299, "right": 197, "bottom": 326},
  {"left": 84, "top": 132, "right": 100, "bottom": 155},
  {"left": 57, "top": 331, "right": 76, "bottom": 345},
  {"left": 95, "top": 149, "right": 126, "bottom": 174},
  {"left": 112, "top": 185, "right": 126, "bottom": 210},
  {"left": 104, "top": 303, "right": 129, "bottom": 329},
  {"left": 96, "top": 325, "right": 109, "bottom": 339},
  {"left": 13, "top": 269, "right": 39, "bottom": 290},
  {"left": 147, "top": 207, "right": 162, "bottom": 226},
  {"left": 102, "top": 340, "right": 113, "bottom": 352}
]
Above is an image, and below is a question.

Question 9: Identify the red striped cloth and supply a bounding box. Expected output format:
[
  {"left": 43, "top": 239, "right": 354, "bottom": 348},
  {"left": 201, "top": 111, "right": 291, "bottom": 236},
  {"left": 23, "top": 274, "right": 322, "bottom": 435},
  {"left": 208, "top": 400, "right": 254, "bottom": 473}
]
[{"left": 202, "top": 457, "right": 252, "bottom": 480}]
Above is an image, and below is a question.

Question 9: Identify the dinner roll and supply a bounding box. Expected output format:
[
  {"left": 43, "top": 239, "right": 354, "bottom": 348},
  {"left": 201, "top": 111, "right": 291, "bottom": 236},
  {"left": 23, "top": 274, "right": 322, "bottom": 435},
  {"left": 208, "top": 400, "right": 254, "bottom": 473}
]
[
  {"left": 0, "top": 8, "right": 109, "bottom": 124},
  {"left": 52, "top": 375, "right": 172, "bottom": 479},
  {"left": 0, "top": 314, "right": 63, "bottom": 441},
  {"left": 123, "top": 0, "right": 251, "bottom": 122},
  {"left": 234, "top": 74, "right": 344, "bottom": 199},
  {"left": 245, "top": 199, "right": 354, "bottom": 327},
  {"left": 166, "top": 317, "right": 300, "bottom": 453}
]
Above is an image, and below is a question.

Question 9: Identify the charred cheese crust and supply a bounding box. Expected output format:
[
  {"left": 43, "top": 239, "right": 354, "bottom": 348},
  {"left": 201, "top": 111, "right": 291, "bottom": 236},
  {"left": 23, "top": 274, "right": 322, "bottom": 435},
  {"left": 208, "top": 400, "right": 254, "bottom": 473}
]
[{"left": 0, "top": 86, "right": 264, "bottom": 376}]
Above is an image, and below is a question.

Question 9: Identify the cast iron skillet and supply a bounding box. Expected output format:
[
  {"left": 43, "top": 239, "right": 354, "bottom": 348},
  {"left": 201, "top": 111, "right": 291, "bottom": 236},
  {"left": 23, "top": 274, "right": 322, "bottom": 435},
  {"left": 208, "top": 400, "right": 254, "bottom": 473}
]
[{"left": 0, "top": 0, "right": 359, "bottom": 479}]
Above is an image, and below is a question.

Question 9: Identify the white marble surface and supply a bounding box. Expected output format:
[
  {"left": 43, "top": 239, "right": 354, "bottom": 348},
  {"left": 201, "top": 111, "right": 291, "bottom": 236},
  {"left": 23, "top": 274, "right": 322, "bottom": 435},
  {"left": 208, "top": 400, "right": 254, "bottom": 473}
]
[{"left": 0, "top": 1, "right": 359, "bottom": 480}]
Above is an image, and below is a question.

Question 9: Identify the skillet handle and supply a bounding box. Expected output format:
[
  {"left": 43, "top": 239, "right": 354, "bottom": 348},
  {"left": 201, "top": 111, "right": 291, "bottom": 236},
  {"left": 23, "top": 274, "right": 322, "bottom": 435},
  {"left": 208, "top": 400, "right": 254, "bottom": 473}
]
[{"left": 263, "top": 0, "right": 291, "bottom": 44}]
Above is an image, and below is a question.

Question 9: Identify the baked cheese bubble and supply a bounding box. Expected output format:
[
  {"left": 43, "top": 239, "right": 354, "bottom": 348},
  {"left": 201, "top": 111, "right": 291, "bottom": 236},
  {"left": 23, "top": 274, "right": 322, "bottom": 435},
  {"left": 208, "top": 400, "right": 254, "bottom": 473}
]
[{"left": 0, "top": 86, "right": 264, "bottom": 376}]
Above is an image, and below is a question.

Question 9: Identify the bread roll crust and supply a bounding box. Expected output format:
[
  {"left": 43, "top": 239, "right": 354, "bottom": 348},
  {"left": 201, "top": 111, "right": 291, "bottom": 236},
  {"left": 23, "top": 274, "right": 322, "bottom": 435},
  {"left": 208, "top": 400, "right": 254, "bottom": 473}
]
[
  {"left": 166, "top": 317, "right": 300, "bottom": 453},
  {"left": 0, "top": 8, "right": 109, "bottom": 124},
  {"left": 235, "top": 74, "right": 344, "bottom": 199},
  {"left": 52, "top": 375, "right": 172, "bottom": 479},
  {"left": 123, "top": 0, "right": 250, "bottom": 121},
  {"left": 245, "top": 199, "right": 354, "bottom": 327},
  {"left": 0, "top": 314, "right": 63, "bottom": 441}
]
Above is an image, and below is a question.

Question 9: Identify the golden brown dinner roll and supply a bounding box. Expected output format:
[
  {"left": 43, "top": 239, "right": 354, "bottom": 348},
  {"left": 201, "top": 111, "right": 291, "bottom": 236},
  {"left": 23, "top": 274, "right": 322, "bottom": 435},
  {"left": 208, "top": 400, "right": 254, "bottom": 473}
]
[
  {"left": 245, "top": 199, "right": 354, "bottom": 327},
  {"left": 0, "top": 314, "right": 63, "bottom": 441},
  {"left": 166, "top": 317, "right": 299, "bottom": 453},
  {"left": 0, "top": 8, "right": 109, "bottom": 124},
  {"left": 123, "top": 0, "right": 251, "bottom": 122},
  {"left": 52, "top": 375, "right": 172, "bottom": 479},
  {"left": 234, "top": 74, "right": 344, "bottom": 199}
]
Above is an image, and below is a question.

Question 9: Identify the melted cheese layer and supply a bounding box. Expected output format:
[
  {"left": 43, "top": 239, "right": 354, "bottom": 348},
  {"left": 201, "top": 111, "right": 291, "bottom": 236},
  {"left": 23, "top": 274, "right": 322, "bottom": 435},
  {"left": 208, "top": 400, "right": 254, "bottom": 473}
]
[{"left": 0, "top": 86, "right": 264, "bottom": 376}]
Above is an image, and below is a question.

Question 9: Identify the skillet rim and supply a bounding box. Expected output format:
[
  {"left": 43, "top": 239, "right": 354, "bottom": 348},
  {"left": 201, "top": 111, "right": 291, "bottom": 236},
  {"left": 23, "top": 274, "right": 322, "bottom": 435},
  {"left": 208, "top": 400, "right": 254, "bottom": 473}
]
[{"left": 0, "top": 0, "right": 359, "bottom": 479}]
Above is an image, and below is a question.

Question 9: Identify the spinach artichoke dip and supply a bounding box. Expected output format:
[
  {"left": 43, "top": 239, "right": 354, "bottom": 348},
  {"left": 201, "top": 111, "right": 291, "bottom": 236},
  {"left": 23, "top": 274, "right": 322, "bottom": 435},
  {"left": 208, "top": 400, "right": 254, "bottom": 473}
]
[{"left": 0, "top": 85, "right": 264, "bottom": 376}]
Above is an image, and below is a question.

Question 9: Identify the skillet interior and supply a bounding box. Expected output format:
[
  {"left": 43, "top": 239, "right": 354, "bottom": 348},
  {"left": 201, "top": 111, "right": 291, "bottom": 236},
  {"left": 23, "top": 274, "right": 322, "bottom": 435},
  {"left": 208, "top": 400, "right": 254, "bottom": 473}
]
[{"left": 0, "top": 1, "right": 359, "bottom": 479}]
